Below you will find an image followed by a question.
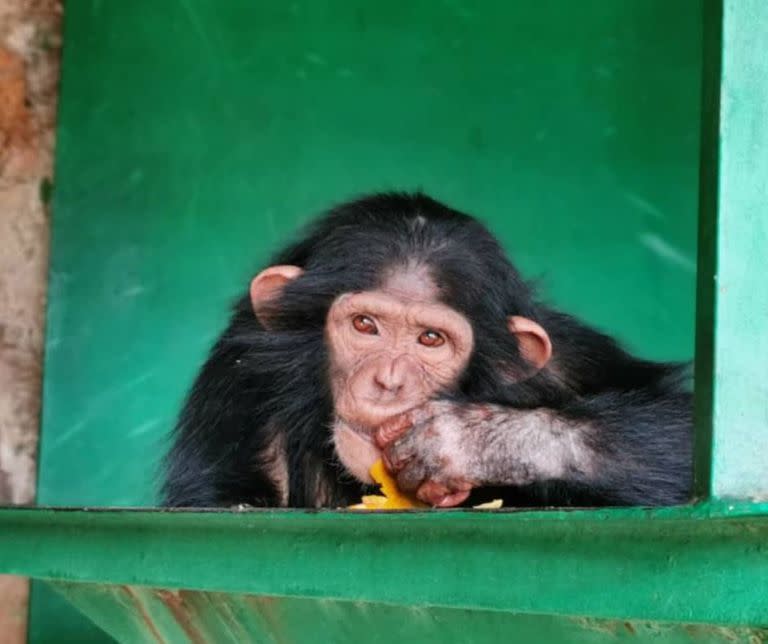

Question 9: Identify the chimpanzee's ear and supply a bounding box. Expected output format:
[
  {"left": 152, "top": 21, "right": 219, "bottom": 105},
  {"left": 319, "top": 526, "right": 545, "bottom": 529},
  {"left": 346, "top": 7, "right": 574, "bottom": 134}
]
[
  {"left": 250, "top": 265, "right": 304, "bottom": 325},
  {"left": 507, "top": 316, "right": 552, "bottom": 371}
]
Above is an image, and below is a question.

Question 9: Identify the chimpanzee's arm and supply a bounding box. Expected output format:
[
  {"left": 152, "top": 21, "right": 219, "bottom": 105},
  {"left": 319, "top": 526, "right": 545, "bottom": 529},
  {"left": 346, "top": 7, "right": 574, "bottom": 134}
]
[{"left": 376, "top": 392, "right": 692, "bottom": 507}]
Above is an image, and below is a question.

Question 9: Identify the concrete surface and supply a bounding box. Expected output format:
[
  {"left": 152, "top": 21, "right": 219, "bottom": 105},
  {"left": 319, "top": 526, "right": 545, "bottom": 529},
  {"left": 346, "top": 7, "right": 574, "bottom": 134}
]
[{"left": 0, "top": 0, "right": 61, "bottom": 641}]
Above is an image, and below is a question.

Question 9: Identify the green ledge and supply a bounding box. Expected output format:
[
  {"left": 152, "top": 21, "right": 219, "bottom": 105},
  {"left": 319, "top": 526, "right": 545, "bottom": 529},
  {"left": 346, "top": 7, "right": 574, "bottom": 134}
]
[{"left": 2, "top": 502, "right": 767, "bottom": 628}]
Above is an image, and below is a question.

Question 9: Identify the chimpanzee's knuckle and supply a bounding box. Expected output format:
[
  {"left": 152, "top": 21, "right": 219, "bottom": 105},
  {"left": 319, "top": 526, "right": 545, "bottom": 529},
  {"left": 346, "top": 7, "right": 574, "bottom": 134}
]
[
  {"left": 386, "top": 443, "right": 411, "bottom": 469},
  {"left": 398, "top": 463, "right": 426, "bottom": 491}
]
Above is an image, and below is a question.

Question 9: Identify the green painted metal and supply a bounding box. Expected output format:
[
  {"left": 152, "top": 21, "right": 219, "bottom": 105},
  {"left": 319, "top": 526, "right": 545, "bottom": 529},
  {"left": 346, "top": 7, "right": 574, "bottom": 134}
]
[
  {"left": 693, "top": 0, "right": 768, "bottom": 500},
  {"left": 25, "top": 0, "right": 713, "bottom": 640},
  {"left": 48, "top": 583, "right": 768, "bottom": 644},
  {"left": 692, "top": 0, "right": 723, "bottom": 503},
  {"left": 40, "top": 0, "right": 701, "bottom": 509},
  {"left": 3, "top": 503, "right": 768, "bottom": 630}
]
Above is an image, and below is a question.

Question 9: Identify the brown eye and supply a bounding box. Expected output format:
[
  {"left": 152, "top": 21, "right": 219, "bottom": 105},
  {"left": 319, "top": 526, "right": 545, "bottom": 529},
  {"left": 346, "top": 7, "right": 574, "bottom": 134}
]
[
  {"left": 418, "top": 329, "right": 445, "bottom": 347},
  {"left": 352, "top": 315, "right": 378, "bottom": 335}
]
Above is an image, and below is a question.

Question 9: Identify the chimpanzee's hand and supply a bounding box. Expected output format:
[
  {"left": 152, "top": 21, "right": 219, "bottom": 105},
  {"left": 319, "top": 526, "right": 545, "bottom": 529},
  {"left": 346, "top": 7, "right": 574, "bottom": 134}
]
[
  {"left": 375, "top": 400, "right": 587, "bottom": 507},
  {"left": 374, "top": 400, "right": 493, "bottom": 507}
]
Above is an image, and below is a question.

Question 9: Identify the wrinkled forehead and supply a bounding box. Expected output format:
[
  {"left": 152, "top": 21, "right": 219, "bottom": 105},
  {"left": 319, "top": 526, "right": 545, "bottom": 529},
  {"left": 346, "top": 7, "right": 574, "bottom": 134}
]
[{"left": 332, "top": 290, "right": 454, "bottom": 320}]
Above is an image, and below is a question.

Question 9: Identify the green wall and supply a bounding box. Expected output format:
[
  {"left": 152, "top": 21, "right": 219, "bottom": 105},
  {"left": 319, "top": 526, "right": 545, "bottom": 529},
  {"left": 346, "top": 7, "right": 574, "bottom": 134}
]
[
  {"left": 33, "top": 1, "right": 702, "bottom": 641},
  {"left": 40, "top": 0, "right": 701, "bottom": 510}
]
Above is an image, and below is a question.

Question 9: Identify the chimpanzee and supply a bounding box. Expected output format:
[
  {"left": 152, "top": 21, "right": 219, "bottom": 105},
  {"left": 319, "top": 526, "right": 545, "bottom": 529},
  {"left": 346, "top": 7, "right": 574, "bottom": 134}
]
[{"left": 161, "top": 192, "right": 692, "bottom": 509}]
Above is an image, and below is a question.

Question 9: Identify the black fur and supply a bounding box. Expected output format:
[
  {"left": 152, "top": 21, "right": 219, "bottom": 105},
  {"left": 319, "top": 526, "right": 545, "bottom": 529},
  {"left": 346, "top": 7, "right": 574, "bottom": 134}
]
[{"left": 161, "top": 192, "right": 692, "bottom": 508}]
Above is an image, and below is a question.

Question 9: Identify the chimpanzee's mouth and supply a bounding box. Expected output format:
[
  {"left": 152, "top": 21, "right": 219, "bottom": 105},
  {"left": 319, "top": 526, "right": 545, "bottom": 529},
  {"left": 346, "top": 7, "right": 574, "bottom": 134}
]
[{"left": 343, "top": 403, "right": 418, "bottom": 434}]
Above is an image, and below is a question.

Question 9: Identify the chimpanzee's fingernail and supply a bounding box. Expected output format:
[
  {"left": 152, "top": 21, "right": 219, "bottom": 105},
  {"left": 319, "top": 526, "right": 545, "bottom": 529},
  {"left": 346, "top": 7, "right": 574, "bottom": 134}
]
[{"left": 436, "top": 490, "right": 471, "bottom": 507}]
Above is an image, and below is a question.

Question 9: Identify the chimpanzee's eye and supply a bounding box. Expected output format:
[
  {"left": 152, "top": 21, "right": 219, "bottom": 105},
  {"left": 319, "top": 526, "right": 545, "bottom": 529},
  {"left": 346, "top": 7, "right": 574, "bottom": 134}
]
[
  {"left": 352, "top": 315, "right": 378, "bottom": 335},
  {"left": 418, "top": 329, "right": 445, "bottom": 347}
]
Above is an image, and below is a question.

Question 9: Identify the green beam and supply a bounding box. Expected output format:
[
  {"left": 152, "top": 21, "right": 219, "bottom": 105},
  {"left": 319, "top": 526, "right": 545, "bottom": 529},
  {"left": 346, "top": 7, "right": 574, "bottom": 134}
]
[
  {"left": 49, "top": 583, "right": 768, "bottom": 644},
  {"left": 692, "top": 0, "right": 722, "bottom": 501},
  {"left": 695, "top": 0, "right": 768, "bottom": 499},
  {"left": 2, "top": 504, "right": 768, "bottom": 626}
]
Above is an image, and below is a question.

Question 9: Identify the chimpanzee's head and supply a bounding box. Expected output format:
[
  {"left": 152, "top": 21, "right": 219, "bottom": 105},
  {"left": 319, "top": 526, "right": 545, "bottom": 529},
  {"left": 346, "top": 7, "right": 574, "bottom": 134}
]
[{"left": 247, "top": 193, "right": 552, "bottom": 483}]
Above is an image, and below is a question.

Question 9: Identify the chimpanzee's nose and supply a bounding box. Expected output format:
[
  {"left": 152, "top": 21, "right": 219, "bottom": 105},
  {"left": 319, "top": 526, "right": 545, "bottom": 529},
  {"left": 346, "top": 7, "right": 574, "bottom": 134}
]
[{"left": 373, "top": 356, "right": 409, "bottom": 396}]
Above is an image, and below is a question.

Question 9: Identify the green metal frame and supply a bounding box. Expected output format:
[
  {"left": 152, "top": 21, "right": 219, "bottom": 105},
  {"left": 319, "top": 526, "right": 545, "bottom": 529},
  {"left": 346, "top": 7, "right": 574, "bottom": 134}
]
[
  {"left": 37, "top": 586, "right": 768, "bottom": 644},
  {"left": 2, "top": 503, "right": 768, "bottom": 626},
  {"left": 1, "top": 0, "right": 766, "bottom": 641},
  {"left": 693, "top": 0, "right": 768, "bottom": 499}
]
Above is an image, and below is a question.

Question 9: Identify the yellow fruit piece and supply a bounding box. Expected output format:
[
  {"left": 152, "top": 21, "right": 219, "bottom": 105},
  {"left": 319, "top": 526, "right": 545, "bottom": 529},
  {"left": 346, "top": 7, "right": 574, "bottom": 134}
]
[
  {"left": 348, "top": 459, "right": 427, "bottom": 510},
  {"left": 370, "top": 459, "right": 427, "bottom": 508},
  {"left": 347, "top": 459, "right": 504, "bottom": 510},
  {"left": 360, "top": 495, "right": 389, "bottom": 507},
  {"left": 473, "top": 499, "right": 504, "bottom": 509}
]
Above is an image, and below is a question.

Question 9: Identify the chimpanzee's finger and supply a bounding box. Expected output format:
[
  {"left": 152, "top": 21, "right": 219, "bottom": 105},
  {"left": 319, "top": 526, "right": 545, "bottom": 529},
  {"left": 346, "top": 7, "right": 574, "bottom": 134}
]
[
  {"left": 382, "top": 432, "right": 416, "bottom": 470},
  {"left": 415, "top": 480, "right": 450, "bottom": 505},
  {"left": 434, "top": 490, "right": 471, "bottom": 508},
  {"left": 417, "top": 479, "right": 473, "bottom": 507},
  {"left": 375, "top": 412, "right": 413, "bottom": 448}
]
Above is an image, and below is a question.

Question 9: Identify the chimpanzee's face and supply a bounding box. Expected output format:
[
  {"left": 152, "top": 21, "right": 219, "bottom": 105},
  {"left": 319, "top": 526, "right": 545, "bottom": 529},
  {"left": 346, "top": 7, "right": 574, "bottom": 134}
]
[
  {"left": 248, "top": 260, "right": 550, "bottom": 486},
  {"left": 325, "top": 266, "right": 474, "bottom": 482}
]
